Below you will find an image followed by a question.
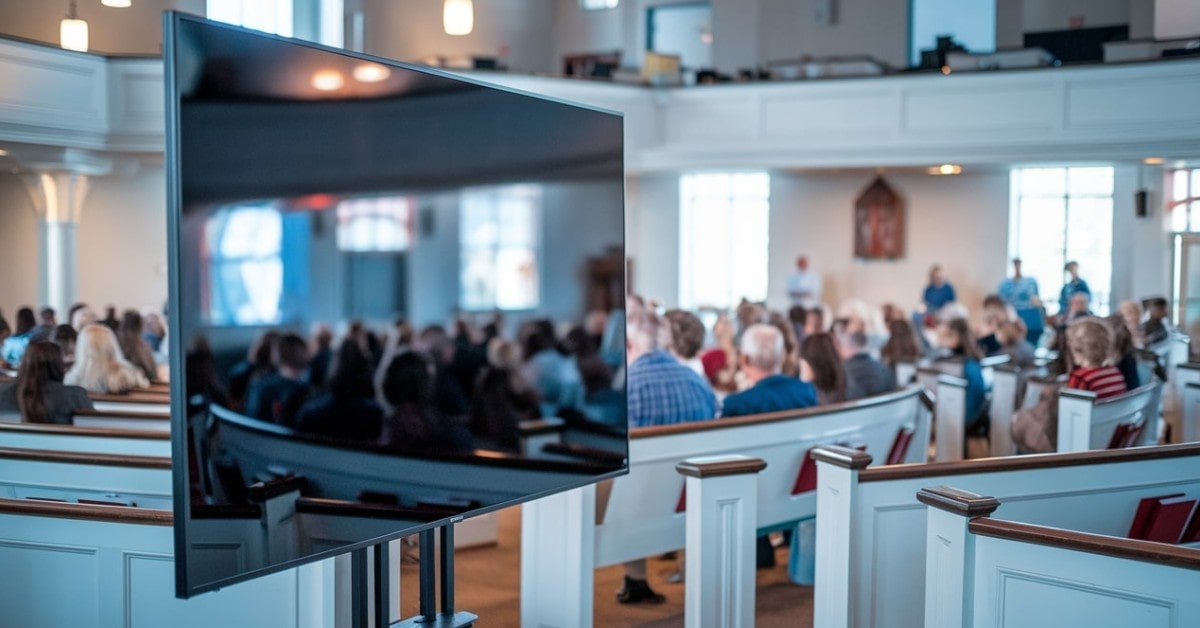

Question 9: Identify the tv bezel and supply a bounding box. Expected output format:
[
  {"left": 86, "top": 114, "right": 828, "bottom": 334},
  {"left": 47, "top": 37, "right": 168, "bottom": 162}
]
[{"left": 164, "top": 11, "right": 628, "bottom": 598}]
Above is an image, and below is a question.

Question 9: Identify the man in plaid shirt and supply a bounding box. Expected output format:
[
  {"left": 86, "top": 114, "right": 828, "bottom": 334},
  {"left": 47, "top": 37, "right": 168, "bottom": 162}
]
[
  {"left": 619, "top": 308, "right": 717, "bottom": 604},
  {"left": 626, "top": 310, "right": 718, "bottom": 428}
]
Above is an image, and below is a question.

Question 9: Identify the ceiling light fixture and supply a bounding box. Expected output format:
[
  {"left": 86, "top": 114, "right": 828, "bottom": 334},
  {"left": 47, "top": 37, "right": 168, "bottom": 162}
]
[
  {"left": 927, "top": 164, "right": 962, "bottom": 175},
  {"left": 444, "top": 0, "right": 474, "bottom": 36},
  {"left": 353, "top": 63, "right": 390, "bottom": 83},
  {"left": 101, "top": 0, "right": 131, "bottom": 7},
  {"left": 60, "top": 1, "right": 88, "bottom": 52},
  {"left": 311, "top": 70, "right": 344, "bottom": 92},
  {"left": 1143, "top": 157, "right": 1165, "bottom": 165}
]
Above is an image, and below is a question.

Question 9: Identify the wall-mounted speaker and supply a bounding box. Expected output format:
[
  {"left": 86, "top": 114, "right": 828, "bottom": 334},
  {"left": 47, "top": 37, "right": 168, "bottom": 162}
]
[{"left": 1135, "top": 189, "right": 1149, "bottom": 218}]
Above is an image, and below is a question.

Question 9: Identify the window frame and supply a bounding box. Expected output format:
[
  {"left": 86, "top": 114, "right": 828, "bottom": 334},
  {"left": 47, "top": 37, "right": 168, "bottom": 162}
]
[{"left": 677, "top": 171, "right": 771, "bottom": 311}]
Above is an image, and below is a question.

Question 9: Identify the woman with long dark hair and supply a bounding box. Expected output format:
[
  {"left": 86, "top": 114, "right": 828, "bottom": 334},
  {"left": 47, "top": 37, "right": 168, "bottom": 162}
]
[
  {"left": 799, "top": 333, "right": 847, "bottom": 405},
  {"left": 0, "top": 341, "right": 92, "bottom": 424},
  {"left": 118, "top": 309, "right": 159, "bottom": 383},
  {"left": 937, "top": 317, "right": 987, "bottom": 429}
]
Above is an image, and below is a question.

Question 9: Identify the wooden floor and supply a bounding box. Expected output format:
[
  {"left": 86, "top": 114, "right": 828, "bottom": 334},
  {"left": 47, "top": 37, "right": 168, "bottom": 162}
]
[{"left": 398, "top": 506, "right": 814, "bottom": 627}]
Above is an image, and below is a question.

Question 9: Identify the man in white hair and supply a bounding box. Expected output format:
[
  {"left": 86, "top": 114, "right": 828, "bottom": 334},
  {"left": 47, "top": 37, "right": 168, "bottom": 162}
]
[
  {"left": 721, "top": 324, "right": 817, "bottom": 418},
  {"left": 620, "top": 307, "right": 717, "bottom": 604}
]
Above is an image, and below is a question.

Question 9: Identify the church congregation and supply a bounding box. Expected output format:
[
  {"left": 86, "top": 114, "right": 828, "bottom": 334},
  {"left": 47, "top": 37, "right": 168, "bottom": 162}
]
[{"left": 2, "top": 0, "right": 1200, "bottom": 626}]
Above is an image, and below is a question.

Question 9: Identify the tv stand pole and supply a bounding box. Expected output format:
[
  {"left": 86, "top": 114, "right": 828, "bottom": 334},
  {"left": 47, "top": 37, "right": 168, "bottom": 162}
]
[{"left": 354, "top": 524, "right": 477, "bottom": 628}]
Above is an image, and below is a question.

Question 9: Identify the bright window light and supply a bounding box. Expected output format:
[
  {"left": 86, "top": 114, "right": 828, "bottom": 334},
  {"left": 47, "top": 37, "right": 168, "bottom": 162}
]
[{"left": 679, "top": 172, "right": 770, "bottom": 310}]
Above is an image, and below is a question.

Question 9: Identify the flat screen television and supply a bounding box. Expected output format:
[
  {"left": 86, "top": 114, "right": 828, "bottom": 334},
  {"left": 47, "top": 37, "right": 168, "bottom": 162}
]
[{"left": 164, "top": 13, "right": 627, "bottom": 597}]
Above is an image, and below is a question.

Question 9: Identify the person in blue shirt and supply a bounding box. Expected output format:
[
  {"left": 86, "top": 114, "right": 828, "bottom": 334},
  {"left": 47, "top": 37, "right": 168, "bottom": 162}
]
[
  {"left": 721, "top": 324, "right": 817, "bottom": 418},
  {"left": 937, "top": 317, "right": 987, "bottom": 430},
  {"left": 922, "top": 264, "right": 956, "bottom": 314},
  {"left": 998, "top": 258, "right": 1044, "bottom": 344},
  {"left": 1058, "top": 260, "right": 1091, "bottom": 317}
]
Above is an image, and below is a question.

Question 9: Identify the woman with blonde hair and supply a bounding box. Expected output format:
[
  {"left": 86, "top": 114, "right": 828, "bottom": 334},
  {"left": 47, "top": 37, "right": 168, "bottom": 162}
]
[{"left": 65, "top": 324, "right": 149, "bottom": 394}]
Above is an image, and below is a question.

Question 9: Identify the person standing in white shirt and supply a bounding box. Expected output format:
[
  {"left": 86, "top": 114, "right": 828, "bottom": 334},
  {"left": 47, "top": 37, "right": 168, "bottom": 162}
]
[{"left": 787, "top": 255, "right": 822, "bottom": 309}]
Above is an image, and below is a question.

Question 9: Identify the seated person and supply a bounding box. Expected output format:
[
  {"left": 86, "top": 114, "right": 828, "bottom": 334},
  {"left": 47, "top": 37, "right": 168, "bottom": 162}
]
[
  {"left": 470, "top": 338, "right": 540, "bottom": 452},
  {"left": 227, "top": 331, "right": 280, "bottom": 409},
  {"left": 1064, "top": 318, "right": 1128, "bottom": 399},
  {"left": 837, "top": 328, "right": 896, "bottom": 400},
  {"left": 721, "top": 324, "right": 817, "bottom": 417},
  {"left": 1106, "top": 314, "right": 1140, "bottom": 391},
  {"left": 65, "top": 324, "right": 149, "bottom": 394},
  {"left": 975, "top": 296, "right": 1010, "bottom": 356},
  {"left": 996, "top": 319, "right": 1036, "bottom": 369},
  {"left": 880, "top": 318, "right": 923, "bottom": 373},
  {"left": 0, "top": 307, "right": 36, "bottom": 367},
  {"left": 936, "top": 318, "right": 987, "bottom": 431},
  {"left": 378, "top": 351, "right": 471, "bottom": 453},
  {"left": 0, "top": 341, "right": 92, "bottom": 424},
  {"left": 1140, "top": 297, "right": 1174, "bottom": 347},
  {"left": 295, "top": 338, "right": 384, "bottom": 441},
  {"left": 799, "top": 333, "right": 846, "bottom": 405},
  {"left": 244, "top": 333, "right": 311, "bottom": 426}
]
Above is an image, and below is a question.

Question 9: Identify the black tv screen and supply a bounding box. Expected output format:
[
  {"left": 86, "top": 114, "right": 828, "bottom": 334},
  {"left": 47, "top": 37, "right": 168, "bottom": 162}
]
[{"left": 164, "top": 14, "right": 627, "bottom": 597}]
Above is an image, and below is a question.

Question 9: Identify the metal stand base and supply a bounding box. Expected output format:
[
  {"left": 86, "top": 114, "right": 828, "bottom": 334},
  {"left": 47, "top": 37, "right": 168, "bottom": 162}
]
[
  {"left": 391, "top": 611, "right": 478, "bottom": 628},
  {"left": 353, "top": 524, "right": 474, "bottom": 628}
]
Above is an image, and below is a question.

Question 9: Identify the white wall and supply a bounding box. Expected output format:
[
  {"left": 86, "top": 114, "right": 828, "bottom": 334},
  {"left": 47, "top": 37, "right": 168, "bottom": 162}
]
[
  {"left": 759, "top": 0, "right": 909, "bottom": 68},
  {"left": 1022, "top": 0, "right": 1131, "bottom": 32},
  {"left": 1112, "top": 163, "right": 1172, "bottom": 304},
  {"left": 627, "top": 173, "right": 680, "bottom": 305},
  {"left": 0, "top": 0, "right": 204, "bottom": 55},
  {"left": 0, "top": 174, "right": 40, "bottom": 313},
  {"left": 75, "top": 164, "right": 169, "bottom": 312},
  {"left": 362, "top": 0, "right": 556, "bottom": 74},
  {"left": 1155, "top": 0, "right": 1200, "bottom": 39},
  {"left": 766, "top": 170, "right": 1011, "bottom": 317}
]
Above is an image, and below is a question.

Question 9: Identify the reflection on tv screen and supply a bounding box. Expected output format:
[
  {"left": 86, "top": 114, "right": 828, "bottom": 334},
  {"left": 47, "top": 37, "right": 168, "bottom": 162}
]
[{"left": 169, "top": 15, "right": 626, "bottom": 595}]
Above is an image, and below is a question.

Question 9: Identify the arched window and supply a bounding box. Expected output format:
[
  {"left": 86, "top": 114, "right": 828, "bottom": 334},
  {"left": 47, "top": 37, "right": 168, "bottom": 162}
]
[{"left": 205, "top": 205, "right": 284, "bottom": 325}]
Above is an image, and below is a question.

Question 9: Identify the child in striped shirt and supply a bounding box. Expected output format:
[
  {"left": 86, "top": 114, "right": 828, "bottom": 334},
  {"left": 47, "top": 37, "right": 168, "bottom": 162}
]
[{"left": 1065, "top": 318, "right": 1128, "bottom": 399}]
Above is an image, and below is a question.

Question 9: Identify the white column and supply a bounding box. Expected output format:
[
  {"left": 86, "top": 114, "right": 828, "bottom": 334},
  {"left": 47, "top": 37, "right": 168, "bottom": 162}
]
[
  {"left": 1183, "top": 381, "right": 1200, "bottom": 444},
  {"left": 812, "top": 446, "right": 873, "bottom": 628},
  {"left": 918, "top": 486, "right": 1000, "bottom": 628},
  {"left": 26, "top": 171, "right": 89, "bottom": 314},
  {"left": 676, "top": 454, "right": 766, "bottom": 628},
  {"left": 1056, "top": 388, "right": 1097, "bottom": 452},
  {"left": 935, "top": 375, "right": 967, "bottom": 462},
  {"left": 520, "top": 484, "right": 596, "bottom": 628}
]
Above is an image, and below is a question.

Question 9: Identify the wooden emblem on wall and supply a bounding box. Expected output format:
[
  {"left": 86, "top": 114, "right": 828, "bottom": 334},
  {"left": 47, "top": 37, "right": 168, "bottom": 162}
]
[{"left": 854, "top": 176, "right": 904, "bottom": 259}]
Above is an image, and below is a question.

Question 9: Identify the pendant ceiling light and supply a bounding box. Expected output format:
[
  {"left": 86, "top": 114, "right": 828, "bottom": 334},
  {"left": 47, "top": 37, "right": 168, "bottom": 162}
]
[
  {"left": 60, "top": 1, "right": 88, "bottom": 52},
  {"left": 101, "top": 0, "right": 132, "bottom": 7},
  {"left": 443, "top": 0, "right": 474, "bottom": 36}
]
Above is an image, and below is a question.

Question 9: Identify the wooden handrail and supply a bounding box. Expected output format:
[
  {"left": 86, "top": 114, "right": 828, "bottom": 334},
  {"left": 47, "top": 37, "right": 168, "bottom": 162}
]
[
  {"left": 631, "top": 384, "right": 926, "bottom": 439},
  {"left": 0, "top": 446, "right": 170, "bottom": 469},
  {"left": 73, "top": 408, "right": 170, "bottom": 421},
  {"left": 0, "top": 496, "right": 172, "bottom": 525},
  {"left": 89, "top": 391, "right": 169, "bottom": 404},
  {"left": 969, "top": 518, "right": 1200, "bottom": 571},
  {"left": 0, "top": 422, "right": 170, "bottom": 440},
  {"left": 858, "top": 442, "right": 1200, "bottom": 482},
  {"left": 247, "top": 475, "right": 307, "bottom": 501}
]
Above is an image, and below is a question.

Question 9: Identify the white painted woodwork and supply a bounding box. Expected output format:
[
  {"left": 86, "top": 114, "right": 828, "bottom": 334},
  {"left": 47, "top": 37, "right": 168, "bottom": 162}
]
[
  {"left": 1056, "top": 382, "right": 1161, "bottom": 453},
  {"left": 521, "top": 386, "right": 930, "bottom": 627},
  {"left": 923, "top": 505, "right": 973, "bottom": 628},
  {"left": 966, "top": 533, "right": 1200, "bottom": 628},
  {"left": 988, "top": 368, "right": 1020, "bottom": 457},
  {"left": 679, "top": 456, "right": 762, "bottom": 628},
  {"left": 0, "top": 426, "right": 171, "bottom": 456},
  {"left": 5, "top": 35, "right": 1200, "bottom": 170},
  {"left": 0, "top": 504, "right": 333, "bottom": 628},
  {"left": 0, "top": 455, "right": 171, "bottom": 508},
  {"left": 935, "top": 375, "right": 966, "bottom": 462},
  {"left": 814, "top": 446, "right": 1200, "bottom": 628},
  {"left": 520, "top": 484, "right": 596, "bottom": 628}
]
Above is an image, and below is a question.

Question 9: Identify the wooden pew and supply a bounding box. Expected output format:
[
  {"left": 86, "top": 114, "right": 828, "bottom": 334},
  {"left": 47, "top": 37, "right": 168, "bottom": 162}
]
[
  {"left": 1173, "top": 362, "right": 1200, "bottom": 443},
  {"left": 1057, "top": 380, "right": 1162, "bottom": 452},
  {"left": 920, "top": 485, "right": 1200, "bottom": 628},
  {"left": 0, "top": 498, "right": 331, "bottom": 628},
  {"left": 72, "top": 407, "right": 171, "bottom": 432},
  {"left": 812, "top": 442, "right": 1200, "bottom": 628},
  {"left": 522, "top": 385, "right": 932, "bottom": 627},
  {"left": 0, "top": 446, "right": 171, "bottom": 508},
  {"left": 0, "top": 422, "right": 171, "bottom": 456},
  {"left": 90, "top": 390, "right": 170, "bottom": 415}
]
